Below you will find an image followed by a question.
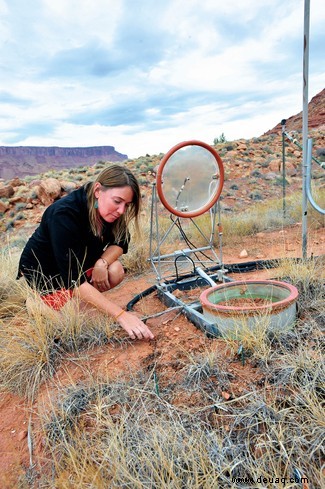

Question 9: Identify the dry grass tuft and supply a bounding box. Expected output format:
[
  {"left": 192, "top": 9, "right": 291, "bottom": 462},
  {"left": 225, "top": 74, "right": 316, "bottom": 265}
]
[
  {"left": 120, "top": 218, "right": 151, "bottom": 273},
  {"left": 276, "top": 256, "right": 325, "bottom": 321}
]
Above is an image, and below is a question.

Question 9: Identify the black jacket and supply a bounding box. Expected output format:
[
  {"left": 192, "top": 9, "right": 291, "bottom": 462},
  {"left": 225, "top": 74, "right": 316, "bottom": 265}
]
[{"left": 18, "top": 185, "right": 129, "bottom": 292}]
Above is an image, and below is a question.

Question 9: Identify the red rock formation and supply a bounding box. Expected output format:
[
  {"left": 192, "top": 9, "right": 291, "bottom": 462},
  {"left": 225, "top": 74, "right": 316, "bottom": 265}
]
[{"left": 263, "top": 88, "right": 325, "bottom": 135}]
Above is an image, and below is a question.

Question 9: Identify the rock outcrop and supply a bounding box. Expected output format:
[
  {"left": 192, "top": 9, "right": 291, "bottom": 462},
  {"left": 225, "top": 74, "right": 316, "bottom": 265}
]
[{"left": 263, "top": 88, "right": 325, "bottom": 135}]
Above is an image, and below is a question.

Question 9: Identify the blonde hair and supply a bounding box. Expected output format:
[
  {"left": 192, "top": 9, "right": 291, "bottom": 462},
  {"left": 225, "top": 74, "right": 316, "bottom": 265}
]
[{"left": 86, "top": 164, "right": 141, "bottom": 241}]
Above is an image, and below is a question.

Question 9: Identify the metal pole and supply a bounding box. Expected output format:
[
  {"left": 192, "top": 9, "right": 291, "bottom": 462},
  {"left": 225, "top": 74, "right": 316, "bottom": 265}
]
[
  {"left": 281, "top": 119, "right": 287, "bottom": 219},
  {"left": 302, "top": 0, "right": 310, "bottom": 259},
  {"left": 306, "top": 138, "right": 325, "bottom": 214}
]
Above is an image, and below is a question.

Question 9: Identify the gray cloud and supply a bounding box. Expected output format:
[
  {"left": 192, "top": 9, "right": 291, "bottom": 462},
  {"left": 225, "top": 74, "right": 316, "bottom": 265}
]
[{"left": 42, "top": 40, "right": 123, "bottom": 78}]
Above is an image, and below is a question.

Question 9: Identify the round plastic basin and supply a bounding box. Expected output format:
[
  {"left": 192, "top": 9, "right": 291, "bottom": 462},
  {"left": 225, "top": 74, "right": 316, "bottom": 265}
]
[{"left": 200, "top": 280, "right": 299, "bottom": 339}]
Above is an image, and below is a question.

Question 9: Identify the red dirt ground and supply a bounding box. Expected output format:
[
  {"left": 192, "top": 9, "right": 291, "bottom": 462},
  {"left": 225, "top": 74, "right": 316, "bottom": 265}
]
[{"left": 0, "top": 224, "right": 324, "bottom": 488}]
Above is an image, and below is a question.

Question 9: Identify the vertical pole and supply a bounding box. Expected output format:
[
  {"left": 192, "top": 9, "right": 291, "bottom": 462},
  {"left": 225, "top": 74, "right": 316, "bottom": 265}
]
[
  {"left": 281, "top": 119, "right": 287, "bottom": 219},
  {"left": 217, "top": 201, "right": 223, "bottom": 267},
  {"left": 149, "top": 183, "right": 155, "bottom": 263},
  {"left": 302, "top": 0, "right": 310, "bottom": 259}
]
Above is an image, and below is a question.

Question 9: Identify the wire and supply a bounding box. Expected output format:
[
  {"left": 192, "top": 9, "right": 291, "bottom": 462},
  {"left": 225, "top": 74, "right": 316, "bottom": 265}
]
[
  {"left": 175, "top": 177, "right": 190, "bottom": 209},
  {"left": 170, "top": 214, "right": 214, "bottom": 265},
  {"left": 174, "top": 254, "right": 196, "bottom": 281}
]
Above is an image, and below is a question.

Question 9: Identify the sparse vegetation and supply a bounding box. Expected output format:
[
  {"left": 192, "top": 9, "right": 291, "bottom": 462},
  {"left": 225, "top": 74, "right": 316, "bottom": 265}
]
[{"left": 213, "top": 133, "right": 227, "bottom": 144}]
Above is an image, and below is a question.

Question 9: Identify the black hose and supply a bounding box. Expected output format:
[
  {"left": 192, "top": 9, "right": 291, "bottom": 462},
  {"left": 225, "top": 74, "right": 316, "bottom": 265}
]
[
  {"left": 212, "top": 258, "right": 279, "bottom": 273},
  {"left": 126, "top": 284, "right": 158, "bottom": 311}
]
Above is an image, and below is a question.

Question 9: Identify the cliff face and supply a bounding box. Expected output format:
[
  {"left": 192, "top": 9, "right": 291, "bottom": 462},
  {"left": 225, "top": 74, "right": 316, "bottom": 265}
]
[{"left": 0, "top": 146, "right": 128, "bottom": 180}]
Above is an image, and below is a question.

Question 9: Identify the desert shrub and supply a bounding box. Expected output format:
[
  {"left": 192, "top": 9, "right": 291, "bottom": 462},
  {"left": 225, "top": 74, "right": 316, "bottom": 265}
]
[
  {"left": 93, "top": 161, "right": 106, "bottom": 168},
  {"left": 213, "top": 133, "right": 227, "bottom": 144},
  {"left": 76, "top": 166, "right": 88, "bottom": 173},
  {"left": 29, "top": 189, "right": 38, "bottom": 199},
  {"left": 14, "top": 212, "right": 26, "bottom": 221},
  {"left": 259, "top": 156, "right": 273, "bottom": 168},
  {"left": 137, "top": 176, "right": 148, "bottom": 186},
  {"left": 274, "top": 176, "right": 289, "bottom": 186},
  {"left": 73, "top": 174, "right": 84, "bottom": 181},
  {"left": 316, "top": 147, "right": 325, "bottom": 161},
  {"left": 5, "top": 220, "right": 15, "bottom": 231},
  {"left": 249, "top": 192, "right": 263, "bottom": 201}
]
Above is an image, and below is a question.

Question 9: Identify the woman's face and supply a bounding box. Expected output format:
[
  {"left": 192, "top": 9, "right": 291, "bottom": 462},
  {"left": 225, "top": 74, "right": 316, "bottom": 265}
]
[{"left": 95, "top": 185, "right": 134, "bottom": 223}]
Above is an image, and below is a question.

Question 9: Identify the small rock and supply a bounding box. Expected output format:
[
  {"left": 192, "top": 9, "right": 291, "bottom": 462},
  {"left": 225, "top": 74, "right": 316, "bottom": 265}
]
[
  {"left": 221, "top": 391, "right": 231, "bottom": 400},
  {"left": 239, "top": 249, "right": 248, "bottom": 258},
  {"left": 264, "top": 172, "right": 278, "bottom": 180},
  {"left": 60, "top": 180, "right": 78, "bottom": 193},
  {"left": 0, "top": 200, "right": 9, "bottom": 213},
  {"left": 0, "top": 185, "right": 14, "bottom": 199},
  {"left": 37, "top": 178, "right": 61, "bottom": 206},
  {"left": 17, "top": 430, "right": 28, "bottom": 441}
]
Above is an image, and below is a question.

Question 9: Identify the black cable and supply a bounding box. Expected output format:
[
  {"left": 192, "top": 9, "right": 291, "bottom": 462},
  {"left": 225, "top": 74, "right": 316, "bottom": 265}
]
[
  {"left": 174, "top": 254, "right": 196, "bottom": 281},
  {"left": 126, "top": 284, "right": 158, "bottom": 311},
  {"left": 170, "top": 214, "right": 215, "bottom": 265}
]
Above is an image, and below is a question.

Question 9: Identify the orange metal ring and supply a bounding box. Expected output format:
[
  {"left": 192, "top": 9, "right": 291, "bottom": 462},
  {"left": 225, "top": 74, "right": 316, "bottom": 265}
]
[{"left": 156, "top": 140, "right": 224, "bottom": 218}]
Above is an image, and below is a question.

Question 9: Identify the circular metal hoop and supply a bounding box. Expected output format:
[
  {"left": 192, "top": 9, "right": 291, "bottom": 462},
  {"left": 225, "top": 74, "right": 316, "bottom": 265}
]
[{"left": 156, "top": 140, "right": 224, "bottom": 218}]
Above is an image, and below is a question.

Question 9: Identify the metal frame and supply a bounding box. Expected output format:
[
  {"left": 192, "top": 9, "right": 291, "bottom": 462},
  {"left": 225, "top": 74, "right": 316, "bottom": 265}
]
[
  {"left": 156, "top": 281, "right": 221, "bottom": 338},
  {"left": 148, "top": 179, "right": 231, "bottom": 333},
  {"left": 149, "top": 182, "right": 227, "bottom": 285}
]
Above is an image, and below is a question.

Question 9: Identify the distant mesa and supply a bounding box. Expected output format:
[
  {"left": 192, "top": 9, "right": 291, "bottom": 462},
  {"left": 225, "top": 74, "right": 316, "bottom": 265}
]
[{"left": 0, "top": 145, "right": 128, "bottom": 180}]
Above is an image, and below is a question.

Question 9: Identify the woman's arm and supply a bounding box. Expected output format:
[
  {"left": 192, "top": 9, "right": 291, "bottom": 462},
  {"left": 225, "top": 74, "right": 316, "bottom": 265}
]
[
  {"left": 90, "top": 245, "right": 124, "bottom": 291},
  {"left": 76, "top": 280, "right": 154, "bottom": 341},
  {"left": 97, "top": 244, "right": 123, "bottom": 268}
]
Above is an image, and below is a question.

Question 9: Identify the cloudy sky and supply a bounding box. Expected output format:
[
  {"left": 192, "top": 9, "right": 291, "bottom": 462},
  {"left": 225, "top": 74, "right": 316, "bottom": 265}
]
[{"left": 0, "top": 0, "right": 324, "bottom": 159}]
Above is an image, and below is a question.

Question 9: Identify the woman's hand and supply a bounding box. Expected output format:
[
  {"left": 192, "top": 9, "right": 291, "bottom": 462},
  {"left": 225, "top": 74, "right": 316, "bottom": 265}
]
[
  {"left": 91, "top": 258, "right": 110, "bottom": 292},
  {"left": 77, "top": 282, "right": 153, "bottom": 342},
  {"left": 117, "top": 311, "right": 154, "bottom": 341}
]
